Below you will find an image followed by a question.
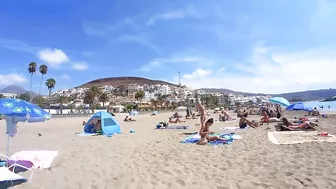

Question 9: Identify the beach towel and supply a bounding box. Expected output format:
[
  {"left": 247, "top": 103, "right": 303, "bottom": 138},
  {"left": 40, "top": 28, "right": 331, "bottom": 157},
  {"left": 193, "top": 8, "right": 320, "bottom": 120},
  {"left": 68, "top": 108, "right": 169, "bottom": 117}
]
[
  {"left": 180, "top": 133, "right": 241, "bottom": 145},
  {"left": 158, "top": 125, "right": 189, "bottom": 129},
  {"left": 76, "top": 132, "right": 101, "bottom": 137},
  {"left": 220, "top": 126, "right": 250, "bottom": 130},
  {"left": 268, "top": 131, "right": 336, "bottom": 144},
  {"left": 10, "top": 151, "right": 58, "bottom": 169}
]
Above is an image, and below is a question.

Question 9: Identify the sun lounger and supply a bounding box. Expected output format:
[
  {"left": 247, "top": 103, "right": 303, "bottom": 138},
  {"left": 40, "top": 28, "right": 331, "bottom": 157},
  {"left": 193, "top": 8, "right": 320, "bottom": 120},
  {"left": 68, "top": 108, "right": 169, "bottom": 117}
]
[
  {"left": 0, "top": 153, "right": 34, "bottom": 182},
  {"left": 0, "top": 167, "right": 27, "bottom": 188}
]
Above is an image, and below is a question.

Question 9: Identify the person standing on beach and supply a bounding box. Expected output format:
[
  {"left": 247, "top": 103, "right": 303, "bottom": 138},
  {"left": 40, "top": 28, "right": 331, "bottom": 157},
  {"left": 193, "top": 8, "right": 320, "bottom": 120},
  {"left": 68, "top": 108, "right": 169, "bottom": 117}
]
[{"left": 196, "top": 102, "right": 206, "bottom": 127}]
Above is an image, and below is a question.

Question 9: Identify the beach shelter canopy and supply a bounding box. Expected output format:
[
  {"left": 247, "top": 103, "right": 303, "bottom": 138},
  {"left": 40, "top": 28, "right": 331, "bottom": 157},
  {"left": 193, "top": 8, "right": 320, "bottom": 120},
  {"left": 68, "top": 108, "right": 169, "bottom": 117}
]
[
  {"left": 129, "top": 110, "right": 139, "bottom": 116},
  {"left": 84, "top": 111, "right": 121, "bottom": 135},
  {"left": 268, "top": 97, "right": 290, "bottom": 107},
  {"left": 286, "top": 102, "right": 313, "bottom": 112}
]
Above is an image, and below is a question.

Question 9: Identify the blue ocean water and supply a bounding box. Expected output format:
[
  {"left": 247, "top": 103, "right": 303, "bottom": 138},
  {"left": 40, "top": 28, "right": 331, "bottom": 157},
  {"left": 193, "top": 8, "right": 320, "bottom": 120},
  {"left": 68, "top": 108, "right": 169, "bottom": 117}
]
[{"left": 303, "top": 101, "right": 336, "bottom": 111}]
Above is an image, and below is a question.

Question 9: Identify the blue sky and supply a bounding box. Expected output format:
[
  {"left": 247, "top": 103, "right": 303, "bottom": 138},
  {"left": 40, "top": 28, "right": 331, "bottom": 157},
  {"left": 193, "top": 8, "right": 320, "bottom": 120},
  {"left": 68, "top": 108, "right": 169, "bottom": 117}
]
[{"left": 0, "top": 0, "right": 336, "bottom": 94}]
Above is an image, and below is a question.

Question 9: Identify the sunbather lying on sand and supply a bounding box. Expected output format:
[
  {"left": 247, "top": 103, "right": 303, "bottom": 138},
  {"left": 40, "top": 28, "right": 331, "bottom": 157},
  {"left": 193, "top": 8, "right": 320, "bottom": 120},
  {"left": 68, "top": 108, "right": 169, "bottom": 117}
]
[
  {"left": 239, "top": 113, "right": 258, "bottom": 128},
  {"left": 124, "top": 116, "right": 136, "bottom": 122},
  {"left": 168, "top": 117, "right": 186, "bottom": 123},
  {"left": 282, "top": 117, "right": 315, "bottom": 131},
  {"left": 197, "top": 118, "right": 227, "bottom": 145}
]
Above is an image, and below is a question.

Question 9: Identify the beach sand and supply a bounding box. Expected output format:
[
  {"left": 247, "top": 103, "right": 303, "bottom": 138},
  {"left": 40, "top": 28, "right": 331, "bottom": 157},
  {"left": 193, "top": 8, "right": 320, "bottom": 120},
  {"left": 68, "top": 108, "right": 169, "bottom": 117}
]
[{"left": 1, "top": 111, "right": 336, "bottom": 189}]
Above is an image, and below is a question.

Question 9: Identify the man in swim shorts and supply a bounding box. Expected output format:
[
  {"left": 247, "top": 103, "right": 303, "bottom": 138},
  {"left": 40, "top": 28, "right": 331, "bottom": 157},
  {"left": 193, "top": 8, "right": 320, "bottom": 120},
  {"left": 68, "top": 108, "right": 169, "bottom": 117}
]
[{"left": 239, "top": 113, "right": 258, "bottom": 128}]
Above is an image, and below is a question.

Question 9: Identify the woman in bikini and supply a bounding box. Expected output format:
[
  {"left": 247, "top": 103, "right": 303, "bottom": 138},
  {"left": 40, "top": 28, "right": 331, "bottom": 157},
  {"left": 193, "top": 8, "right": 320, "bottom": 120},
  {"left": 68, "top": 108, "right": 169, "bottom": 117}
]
[
  {"left": 282, "top": 117, "right": 315, "bottom": 131},
  {"left": 196, "top": 118, "right": 227, "bottom": 145}
]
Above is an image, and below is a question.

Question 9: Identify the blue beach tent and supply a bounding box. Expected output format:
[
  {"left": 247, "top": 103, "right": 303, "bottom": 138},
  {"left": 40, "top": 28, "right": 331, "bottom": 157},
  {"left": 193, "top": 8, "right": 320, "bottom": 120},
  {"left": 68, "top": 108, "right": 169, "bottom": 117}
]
[{"left": 84, "top": 111, "right": 121, "bottom": 135}]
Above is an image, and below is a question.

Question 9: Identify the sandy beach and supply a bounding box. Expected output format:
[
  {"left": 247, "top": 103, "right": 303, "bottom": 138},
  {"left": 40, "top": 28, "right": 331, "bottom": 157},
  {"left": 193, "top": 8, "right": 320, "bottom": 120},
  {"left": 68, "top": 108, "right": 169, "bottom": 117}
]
[{"left": 1, "top": 111, "right": 336, "bottom": 189}]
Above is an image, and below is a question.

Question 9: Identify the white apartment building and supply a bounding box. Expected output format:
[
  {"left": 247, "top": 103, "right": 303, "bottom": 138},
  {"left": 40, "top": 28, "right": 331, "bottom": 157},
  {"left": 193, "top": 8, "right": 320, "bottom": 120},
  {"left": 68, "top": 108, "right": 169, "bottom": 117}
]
[
  {"left": 0, "top": 92, "right": 17, "bottom": 98},
  {"left": 144, "top": 91, "right": 156, "bottom": 101},
  {"left": 158, "top": 85, "right": 172, "bottom": 95}
]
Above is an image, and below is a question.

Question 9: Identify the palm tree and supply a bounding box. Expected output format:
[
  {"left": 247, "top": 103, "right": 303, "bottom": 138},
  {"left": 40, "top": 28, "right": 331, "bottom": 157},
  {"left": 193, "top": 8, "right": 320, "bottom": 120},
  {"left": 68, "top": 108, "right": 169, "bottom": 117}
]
[
  {"left": 45, "top": 78, "right": 56, "bottom": 113},
  {"left": 68, "top": 103, "right": 75, "bottom": 114},
  {"left": 57, "top": 95, "right": 67, "bottom": 114},
  {"left": 83, "top": 86, "right": 101, "bottom": 113},
  {"left": 38, "top": 64, "right": 48, "bottom": 95},
  {"left": 99, "top": 92, "right": 109, "bottom": 107},
  {"left": 150, "top": 99, "right": 158, "bottom": 108},
  {"left": 157, "top": 94, "right": 165, "bottom": 108},
  {"left": 28, "top": 62, "right": 37, "bottom": 101},
  {"left": 135, "top": 90, "right": 145, "bottom": 109}
]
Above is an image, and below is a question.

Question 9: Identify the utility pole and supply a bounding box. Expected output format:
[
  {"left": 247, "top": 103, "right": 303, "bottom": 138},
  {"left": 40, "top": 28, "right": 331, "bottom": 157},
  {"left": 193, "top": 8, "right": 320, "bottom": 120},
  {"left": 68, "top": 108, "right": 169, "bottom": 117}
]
[{"left": 178, "top": 71, "right": 181, "bottom": 106}]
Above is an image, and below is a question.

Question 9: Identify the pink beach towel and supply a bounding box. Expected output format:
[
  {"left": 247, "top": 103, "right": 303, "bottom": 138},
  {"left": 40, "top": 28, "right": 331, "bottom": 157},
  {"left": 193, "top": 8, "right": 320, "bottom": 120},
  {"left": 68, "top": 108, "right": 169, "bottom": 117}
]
[{"left": 10, "top": 150, "right": 58, "bottom": 169}]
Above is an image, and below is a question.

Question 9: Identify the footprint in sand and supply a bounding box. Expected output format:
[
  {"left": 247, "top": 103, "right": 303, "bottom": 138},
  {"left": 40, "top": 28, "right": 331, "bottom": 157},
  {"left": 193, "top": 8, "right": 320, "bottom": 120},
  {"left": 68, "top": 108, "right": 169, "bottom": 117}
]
[
  {"left": 176, "top": 179, "right": 186, "bottom": 186},
  {"left": 285, "top": 172, "right": 294, "bottom": 176},
  {"left": 160, "top": 169, "right": 174, "bottom": 176}
]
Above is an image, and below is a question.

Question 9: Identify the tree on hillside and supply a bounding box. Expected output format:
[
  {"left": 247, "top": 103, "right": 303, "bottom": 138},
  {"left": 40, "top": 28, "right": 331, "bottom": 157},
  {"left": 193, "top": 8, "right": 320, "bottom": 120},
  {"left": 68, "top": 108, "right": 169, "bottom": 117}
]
[
  {"left": 18, "top": 92, "right": 30, "bottom": 101},
  {"left": 38, "top": 64, "right": 48, "bottom": 95},
  {"left": 28, "top": 62, "right": 37, "bottom": 101},
  {"left": 99, "top": 92, "right": 109, "bottom": 107},
  {"left": 32, "top": 96, "right": 46, "bottom": 108},
  {"left": 46, "top": 78, "right": 56, "bottom": 113},
  {"left": 68, "top": 103, "right": 75, "bottom": 114}
]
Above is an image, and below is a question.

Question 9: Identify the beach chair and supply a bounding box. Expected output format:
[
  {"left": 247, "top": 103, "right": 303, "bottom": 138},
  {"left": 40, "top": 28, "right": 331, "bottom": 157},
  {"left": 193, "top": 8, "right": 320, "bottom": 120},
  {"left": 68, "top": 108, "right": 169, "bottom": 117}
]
[
  {"left": 0, "top": 167, "right": 27, "bottom": 188},
  {"left": 0, "top": 153, "right": 34, "bottom": 182}
]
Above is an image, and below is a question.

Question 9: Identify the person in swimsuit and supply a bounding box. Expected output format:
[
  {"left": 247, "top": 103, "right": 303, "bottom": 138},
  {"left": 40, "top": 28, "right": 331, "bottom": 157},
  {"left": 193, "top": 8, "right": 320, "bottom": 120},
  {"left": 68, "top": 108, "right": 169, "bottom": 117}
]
[
  {"left": 282, "top": 117, "right": 315, "bottom": 131},
  {"left": 196, "top": 102, "right": 206, "bottom": 128},
  {"left": 93, "top": 120, "right": 102, "bottom": 133},
  {"left": 196, "top": 118, "right": 226, "bottom": 145},
  {"left": 239, "top": 113, "right": 258, "bottom": 128}
]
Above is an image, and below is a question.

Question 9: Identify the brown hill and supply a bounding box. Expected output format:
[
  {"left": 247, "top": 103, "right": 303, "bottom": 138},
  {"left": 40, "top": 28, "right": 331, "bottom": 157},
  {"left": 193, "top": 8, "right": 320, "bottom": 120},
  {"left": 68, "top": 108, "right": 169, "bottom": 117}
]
[{"left": 78, "top": 76, "right": 177, "bottom": 88}]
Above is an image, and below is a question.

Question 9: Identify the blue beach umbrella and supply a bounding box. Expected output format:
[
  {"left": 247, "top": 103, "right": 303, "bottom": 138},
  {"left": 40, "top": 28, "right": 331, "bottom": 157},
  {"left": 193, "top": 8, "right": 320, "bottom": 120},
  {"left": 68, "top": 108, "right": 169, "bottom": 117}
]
[
  {"left": 268, "top": 97, "right": 291, "bottom": 107},
  {"left": 286, "top": 102, "right": 313, "bottom": 112},
  {"left": 0, "top": 98, "right": 51, "bottom": 156}
]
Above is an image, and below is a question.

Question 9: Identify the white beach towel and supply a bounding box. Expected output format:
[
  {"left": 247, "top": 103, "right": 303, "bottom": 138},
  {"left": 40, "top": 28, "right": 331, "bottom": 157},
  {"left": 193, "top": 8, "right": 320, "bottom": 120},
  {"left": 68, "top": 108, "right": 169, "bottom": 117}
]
[
  {"left": 268, "top": 131, "right": 336, "bottom": 145},
  {"left": 76, "top": 132, "right": 100, "bottom": 137},
  {"left": 220, "top": 126, "right": 250, "bottom": 130},
  {"left": 10, "top": 150, "right": 58, "bottom": 169}
]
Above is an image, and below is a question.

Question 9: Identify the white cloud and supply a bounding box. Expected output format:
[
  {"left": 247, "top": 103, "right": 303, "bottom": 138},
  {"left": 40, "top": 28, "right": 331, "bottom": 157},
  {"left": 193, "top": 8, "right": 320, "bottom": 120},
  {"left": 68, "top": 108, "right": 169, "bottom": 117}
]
[
  {"left": 146, "top": 5, "right": 201, "bottom": 25},
  {"left": 72, "top": 62, "right": 88, "bottom": 70},
  {"left": 0, "top": 38, "right": 38, "bottom": 53},
  {"left": 37, "top": 48, "right": 69, "bottom": 68},
  {"left": 0, "top": 73, "right": 27, "bottom": 85},
  {"left": 118, "top": 34, "right": 160, "bottom": 53},
  {"left": 139, "top": 56, "right": 214, "bottom": 72},
  {"left": 60, "top": 74, "right": 71, "bottom": 80},
  {"left": 183, "top": 69, "right": 212, "bottom": 80},
  {"left": 173, "top": 45, "right": 336, "bottom": 93}
]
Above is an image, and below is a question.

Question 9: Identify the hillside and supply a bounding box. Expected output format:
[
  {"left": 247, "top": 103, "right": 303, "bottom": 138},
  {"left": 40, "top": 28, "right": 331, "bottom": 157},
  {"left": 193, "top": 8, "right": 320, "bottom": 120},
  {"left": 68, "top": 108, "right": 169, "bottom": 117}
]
[
  {"left": 200, "top": 88, "right": 336, "bottom": 101},
  {"left": 78, "top": 76, "right": 178, "bottom": 88},
  {"left": 0, "top": 85, "right": 39, "bottom": 97}
]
